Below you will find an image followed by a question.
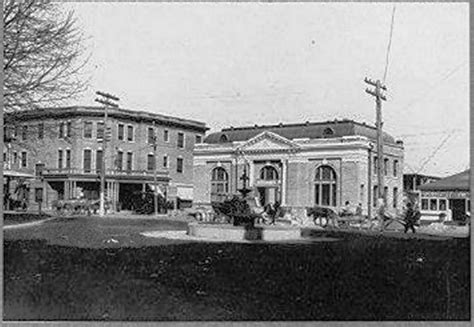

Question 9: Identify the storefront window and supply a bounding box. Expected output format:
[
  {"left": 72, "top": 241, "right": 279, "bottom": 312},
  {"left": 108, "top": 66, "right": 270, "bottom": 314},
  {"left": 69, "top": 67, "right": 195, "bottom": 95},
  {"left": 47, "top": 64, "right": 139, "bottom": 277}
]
[
  {"left": 430, "top": 199, "right": 437, "bottom": 211},
  {"left": 439, "top": 199, "right": 447, "bottom": 211},
  {"left": 421, "top": 198, "right": 429, "bottom": 210}
]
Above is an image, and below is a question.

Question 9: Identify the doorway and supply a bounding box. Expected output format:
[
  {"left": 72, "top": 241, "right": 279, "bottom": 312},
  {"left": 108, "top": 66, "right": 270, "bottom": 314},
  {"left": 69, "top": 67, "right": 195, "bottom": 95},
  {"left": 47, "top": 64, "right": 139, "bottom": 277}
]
[
  {"left": 449, "top": 199, "right": 467, "bottom": 222},
  {"left": 257, "top": 187, "right": 279, "bottom": 207}
]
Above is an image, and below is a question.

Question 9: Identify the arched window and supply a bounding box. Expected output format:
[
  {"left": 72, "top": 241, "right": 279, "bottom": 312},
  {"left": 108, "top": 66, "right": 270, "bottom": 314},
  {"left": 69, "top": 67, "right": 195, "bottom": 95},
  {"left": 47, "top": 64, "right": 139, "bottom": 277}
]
[
  {"left": 211, "top": 167, "right": 229, "bottom": 202},
  {"left": 323, "top": 127, "right": 334, "bottom": 137},
  {"left": 219, "top": 134, "right": 229, "bottom": 143},
  {"left": 260, "top": 166, "right": 279, "bottom": 181},
  {"left": 314, "top": 165, "right": 337, "bottom": 207}
]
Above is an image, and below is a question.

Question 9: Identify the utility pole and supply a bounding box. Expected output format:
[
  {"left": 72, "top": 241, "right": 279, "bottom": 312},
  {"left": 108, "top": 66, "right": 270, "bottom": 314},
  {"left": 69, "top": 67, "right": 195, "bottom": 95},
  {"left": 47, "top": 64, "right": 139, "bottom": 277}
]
[
  {"left": 152, "top": 120, "right": 159, "bottom": 216},
  {"left": 364, "top": 78, "right": 387, "bottom": 226},
  {"left": 95, "top": 91, "right": 119, "bottom": 217}
]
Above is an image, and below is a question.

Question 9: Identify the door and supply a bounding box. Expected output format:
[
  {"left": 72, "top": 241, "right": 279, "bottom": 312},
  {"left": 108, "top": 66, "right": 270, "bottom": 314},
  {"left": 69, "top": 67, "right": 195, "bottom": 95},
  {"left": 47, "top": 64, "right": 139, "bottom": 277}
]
[{"left": 449, "top": 199, "right": 466, "bottom": 222}]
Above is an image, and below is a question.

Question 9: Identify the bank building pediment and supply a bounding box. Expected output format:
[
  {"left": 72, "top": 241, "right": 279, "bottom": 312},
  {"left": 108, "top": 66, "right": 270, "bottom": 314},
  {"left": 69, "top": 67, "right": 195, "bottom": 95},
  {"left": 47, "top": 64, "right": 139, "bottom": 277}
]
[{"left": 236, "top": 131, "right": 300, "bottom": 153}]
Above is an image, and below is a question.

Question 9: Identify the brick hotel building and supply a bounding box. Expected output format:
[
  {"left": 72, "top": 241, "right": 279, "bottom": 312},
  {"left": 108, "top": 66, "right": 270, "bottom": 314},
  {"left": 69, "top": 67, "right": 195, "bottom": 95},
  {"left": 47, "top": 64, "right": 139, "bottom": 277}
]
[{"left": 3, "top": 106, "right": 208, "bottom": 211}]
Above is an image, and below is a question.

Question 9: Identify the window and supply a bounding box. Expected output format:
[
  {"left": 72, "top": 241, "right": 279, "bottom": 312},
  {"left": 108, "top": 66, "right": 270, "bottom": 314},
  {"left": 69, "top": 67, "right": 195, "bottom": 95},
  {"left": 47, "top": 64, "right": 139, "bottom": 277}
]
[
  {"left": 147, "top": 154, "right": 155, "bottom": 171},
  {"left": 383, "top": 186, "right": 388, "bottom": 204},
  {"left": 421, "top": 198, "right": 429, "bottom": 210},
  {"left": 13, "top": 152, "right": 17, "bottom": 165},
  {"left": 3, "top": 152, "right": 6, "bottom": 163},
  {"left": 14, "top": 126, "right": 19, "bottom": 138},
  {"left": 163, "top": 155, "right": 168, "bottom": 168},
  {"left": 84, "top": 122, "right": 93, "bottom": 138},
  {"left": 83, "top": 149, "right": 92, "bottom": 173},
  {"left": 219, "top": 134, "right": 229, "bottom": 143},
  {"left": 430, "top": 199, "right": 437, "bottom": 211},
  {"left": 59, "top": 122, "right": 65, "bottom": 138},
  {"left": 176, "top": 158, "right": 183, "bottom": 173},
  {"left": 96, "top": 150, "right": 103, "bottom": 173},
  {"left": 126, "top": 152, "right": 133, "bottom": 171},
  {"left": 66, "top": 121, "right": 72, "bottom": 137},
  {"left": 148, "top": 127, "right": 155, "bottom": 144},
  {"left": 211, "top": 167, "right": 229, "bottom": 202},
  {"left": 393, "top": 187, "right": 398, "bottom": 208},
  {"left": 373, "top": 157, "right": 378, "bottom": 175},
  {"left": 127, "top": 125, "right": 134, "bottom": 141},
  {"left": 97, "top": 122, "right": 105, "bottom": 140},
  {"left": 164, "top": 130, "right": 169, "bottom": 142},
  {"left": 195, "top": 135, "right": 202, "bottom": 144},
  {"left": 323, "top": 127, "right": 334, "bottom": 137},
  {"left": 439, "top": 199, "right": 447, "bottom": 211},
  {"left": 314, "top": 165, "right": 337, "bottom": 207},
  {"left": 38, "top": 123, "right": 44, "bottom": 139},
  {"left": 21, "top": 151, "right": 27, "bottom": 168},
  {"left": 393, "top": 160, "right": 399, "bottom": 177},
  {"left": 177, "top": 132, "right": 185, "bottom": 148},
  {"left": 118, "top": 124, "right": 124, "bottom": 140},
  {"left": 116, "top": 151, "right": 123, "bottom": 170},
  {"left": 22, "top": 125, "right": 28, "bottom": 141},
  {"left": 35, "top": 163, "right": 45, "bottom": 177},
  {"left": 66, "top": 149, "right": 71, "bottom": 168},
  {"left": 467, "top": 200, "right": 471, "bottom": 213},
  {"left": 384, "top": 158, "right": 389, "bottom": 176},
  {"left": 373, "top": 185, "right": 378, "bottom": 207},
  {"left": 260, "top": 166, "right": 279, "bottom": 180},
  {"left": 58, "top": 150, "right": 63, "bottom": 169}
]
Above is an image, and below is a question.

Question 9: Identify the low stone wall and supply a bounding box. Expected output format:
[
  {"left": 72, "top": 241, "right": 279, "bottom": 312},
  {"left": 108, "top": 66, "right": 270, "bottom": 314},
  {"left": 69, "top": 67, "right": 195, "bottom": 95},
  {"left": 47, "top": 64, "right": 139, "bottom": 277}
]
[{"left": 187, "top": 223, "right": 302, "bottom": 241}]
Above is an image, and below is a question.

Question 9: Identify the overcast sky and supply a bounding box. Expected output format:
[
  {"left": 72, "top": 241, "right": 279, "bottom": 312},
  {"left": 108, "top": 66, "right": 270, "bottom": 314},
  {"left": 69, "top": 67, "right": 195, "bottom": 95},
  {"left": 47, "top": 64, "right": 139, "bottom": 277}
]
[{"left": 66, "top": 2, "right": 469, "bottom": 178}]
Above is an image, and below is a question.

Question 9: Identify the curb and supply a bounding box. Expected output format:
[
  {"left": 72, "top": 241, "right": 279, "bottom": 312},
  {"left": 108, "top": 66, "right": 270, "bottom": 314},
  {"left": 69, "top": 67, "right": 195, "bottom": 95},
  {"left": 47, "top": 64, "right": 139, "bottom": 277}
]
[{"left": 3, "top": 217, "right": 56, "bottom": 230}]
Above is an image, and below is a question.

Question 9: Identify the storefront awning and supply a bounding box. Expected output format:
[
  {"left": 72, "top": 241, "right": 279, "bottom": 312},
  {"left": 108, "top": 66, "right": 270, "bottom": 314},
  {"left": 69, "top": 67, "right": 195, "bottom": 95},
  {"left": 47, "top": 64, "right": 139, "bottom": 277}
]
[
  {"left": 3, "top": 170, "right": 36, "bottom": 179},
  {"left": 177, "top": 187, "right": 193, "bottom": 201}
]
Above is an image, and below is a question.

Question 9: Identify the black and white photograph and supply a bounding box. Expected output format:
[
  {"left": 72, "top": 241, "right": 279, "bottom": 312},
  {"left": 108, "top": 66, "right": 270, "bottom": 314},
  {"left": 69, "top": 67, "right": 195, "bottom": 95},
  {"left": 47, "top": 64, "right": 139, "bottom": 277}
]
[{"left": 2, "top": 0, "right": 470, "bottom": 323}]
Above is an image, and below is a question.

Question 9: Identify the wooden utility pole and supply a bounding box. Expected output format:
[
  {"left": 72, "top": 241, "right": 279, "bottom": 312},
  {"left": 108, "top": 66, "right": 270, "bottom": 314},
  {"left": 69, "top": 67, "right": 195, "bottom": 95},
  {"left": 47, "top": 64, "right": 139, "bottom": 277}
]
[
  {"left": 364, "top": 78, "right": 387, "bottom": 224},
  {"left": 95, "top": 91, "right": 119, "bottom": 217},
  {"left": 152, "top": 120, "right": 159, "bottom": 216}
]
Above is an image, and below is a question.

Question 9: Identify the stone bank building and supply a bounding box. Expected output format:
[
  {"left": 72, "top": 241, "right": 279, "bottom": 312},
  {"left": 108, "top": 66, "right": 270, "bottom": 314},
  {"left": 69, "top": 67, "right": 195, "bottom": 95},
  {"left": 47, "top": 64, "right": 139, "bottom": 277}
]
[
  {"left": 193, "top": 120, "right": 404, "bottom": 216},
  {"left": 4, "top": 106, "right": 207, "bottom": 211}
]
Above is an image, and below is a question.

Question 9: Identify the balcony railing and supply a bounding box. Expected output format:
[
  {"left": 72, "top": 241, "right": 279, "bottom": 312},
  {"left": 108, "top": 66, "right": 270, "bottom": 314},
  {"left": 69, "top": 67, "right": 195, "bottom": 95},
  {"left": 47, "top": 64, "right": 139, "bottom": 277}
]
[{"left": 42, "top": 168, "right": 169, "bottom": 177}]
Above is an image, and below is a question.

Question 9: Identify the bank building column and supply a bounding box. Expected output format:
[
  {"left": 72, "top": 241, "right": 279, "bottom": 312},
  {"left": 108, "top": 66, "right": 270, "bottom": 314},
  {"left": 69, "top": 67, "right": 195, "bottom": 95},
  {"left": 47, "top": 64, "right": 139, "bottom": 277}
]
[{"left": 281, "top": 159, "right": 287, "bottom": 206}]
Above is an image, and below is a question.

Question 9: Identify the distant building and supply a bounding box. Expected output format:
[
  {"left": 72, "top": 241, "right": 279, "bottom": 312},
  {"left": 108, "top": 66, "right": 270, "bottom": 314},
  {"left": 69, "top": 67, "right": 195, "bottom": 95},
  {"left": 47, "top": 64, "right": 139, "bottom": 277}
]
[
  {"left": 417, "top": 169, "right": 470, "bottom": 222},
  {"left": 403, "top": 173, "right": 441, "bottom": 192},
  {"left": 3, "top": 106, "right": 208, "bottom": 211},
  {"left": 193, "top": 119, "right": 404, "bottom": 216}
]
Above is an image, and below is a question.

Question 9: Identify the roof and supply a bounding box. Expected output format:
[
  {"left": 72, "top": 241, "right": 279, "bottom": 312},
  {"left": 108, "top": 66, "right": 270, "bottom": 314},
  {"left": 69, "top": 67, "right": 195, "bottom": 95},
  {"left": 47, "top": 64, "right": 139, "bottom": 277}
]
[
  {"left": 5, "top": 106, "right": 208, "bottom": 133},
  {"left": 204, "top": 119, "right": 398, "bottom": 144},
  {"left": 417, "top": 170, "right": 470, "bottom": 192}
]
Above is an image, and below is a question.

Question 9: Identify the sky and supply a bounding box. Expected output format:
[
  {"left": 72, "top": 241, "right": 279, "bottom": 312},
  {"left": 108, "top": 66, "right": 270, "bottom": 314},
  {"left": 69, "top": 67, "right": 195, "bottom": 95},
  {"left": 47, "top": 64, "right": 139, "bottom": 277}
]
[{"left": 65, "top": 2, "right": 469, "bottom": 178}]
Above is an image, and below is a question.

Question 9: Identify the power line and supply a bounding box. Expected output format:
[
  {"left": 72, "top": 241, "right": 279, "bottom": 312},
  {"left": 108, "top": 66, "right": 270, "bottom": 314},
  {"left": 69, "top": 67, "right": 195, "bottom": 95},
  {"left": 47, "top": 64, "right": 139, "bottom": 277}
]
[
  {"left": 416, "top": 131, "right": 455, "bottom": 174},
  {"left": 383, "top": 5, "right": 396, "bottom": 83}
]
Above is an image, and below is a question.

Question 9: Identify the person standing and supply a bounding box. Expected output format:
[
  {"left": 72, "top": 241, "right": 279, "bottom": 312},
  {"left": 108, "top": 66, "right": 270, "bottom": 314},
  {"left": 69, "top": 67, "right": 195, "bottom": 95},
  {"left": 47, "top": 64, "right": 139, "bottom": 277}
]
[{"left": 404, "top": 202, "right": 419, "bottom": 233}]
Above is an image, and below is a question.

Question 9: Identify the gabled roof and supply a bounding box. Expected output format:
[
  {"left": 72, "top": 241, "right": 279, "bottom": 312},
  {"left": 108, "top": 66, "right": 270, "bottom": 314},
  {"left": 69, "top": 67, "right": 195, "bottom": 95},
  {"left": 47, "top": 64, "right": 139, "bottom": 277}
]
[
  {"left": 417, "top": 170, "right": 470, "bottom": 192},
  {"left": 204, "top": 119, "right": 397, "bottom": 144}
]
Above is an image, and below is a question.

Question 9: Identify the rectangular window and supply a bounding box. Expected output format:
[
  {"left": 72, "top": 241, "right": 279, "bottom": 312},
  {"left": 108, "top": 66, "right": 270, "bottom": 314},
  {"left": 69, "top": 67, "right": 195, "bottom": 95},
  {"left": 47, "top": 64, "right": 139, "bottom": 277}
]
[
  {"left": 21, "top": 151, "right": 27, "bottom": 168},
  {"left": 373, "top": 157, "right": 378, "bottom": 175},
  {"left": 164, "top": 130, "right": 169, "bottom": 142},
  {"left": 59, "top": 122, "right": 65, "bottom": 138},
  {"left": 393, "top": 160, "right": 399, "bottom": 177},
  {"left": 467, "top": 200, "right": 471, "bottom": 213},
  {"left": 84, "top": 122, "right": 93, "bottom": 138},
  {"left": 83, "top": 149, "right": 92, "bottom": 173},
  {"left": 384, "top": 159, "right": 389, "bottom": 176},
  {"left": 97, "top": 122, "right": 105, "bottom": 140},
  {"left": 373, "top": 185, "right": 378, "bottom": 206},
  {"left": 126, "top": 152, "right": 133, "bottom": 171},
  {"left": 96, "top": 150, "right": 103, "bottom": 173},
  {"left": 383, "top": 186, "right": 388, "bottom": 204},
  {"left": 439, "top": 199, "right": 447, "bottom": 211},
  {"left": 147, "top": 154, "right": 155, "bottom": 171},
  {"left": 430, "top": 199, "right": 437, "bottom": 211},
  {"left": 66, "top": 149, "right": 71, "bottom": 168},
  {"left": 116, "top": 151, "right": 123, "bottom": 170},
  {"left": 35, "top": 163, "right": 45, "bottom": 177},
  {"left": 393, "top": 187, "right": 398, "bottom": 208},
  {"left": 176, "top": 157, "right": 183, "bottom": 173},
  {"left": 127, "top": 125, "right": 134, "bottom": 141},
  {"left": 66, "top": 121, "right": 72, "bottom": 137},
  {"left": 22, "top": 125, "right": 28, "bottom": 141},
  {"left": 421, "top": 198, "right": 429, "bottom": 210},
  {"left": 3, "top": 152, "right": 6, "bottom": 163},
  {"left": 118, "top": 124, "right": 124, "bottom": 140},
  {"left": 177, "top": 132, "right": 185, "bottom": 148},
  {"left": 148, "top": 127, "right": 155, "bottom": 144},
  {"left": 14, "top": 126, "right": 19, "bottom": 138},
  {"left": 321, "top": 184, "right": 330, "bottom": 206},
  {"left": 13, "top": 152, "right": 17, "bottom": 165},
  {"left": 163, "top": 155, "right": 168, "bottom": 168},
  {"left": 58, "top": 150, "right": 63, "bottom": 169},
  {"left": 38, "top": 123, "right": 44, "bottom": 139},
  {"left": 195, "top": 135, "right": 202, "bottom": 144}
]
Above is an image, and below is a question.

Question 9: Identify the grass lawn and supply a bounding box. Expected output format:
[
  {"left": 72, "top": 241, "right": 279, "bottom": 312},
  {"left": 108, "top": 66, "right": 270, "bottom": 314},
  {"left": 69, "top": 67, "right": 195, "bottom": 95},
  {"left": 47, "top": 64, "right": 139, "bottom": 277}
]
[
  {"left": 4, "top": 212, "right": 52, "bottom": 226},
  {"left": 3, "top": 217, "right": 470, "bottom": 321}
]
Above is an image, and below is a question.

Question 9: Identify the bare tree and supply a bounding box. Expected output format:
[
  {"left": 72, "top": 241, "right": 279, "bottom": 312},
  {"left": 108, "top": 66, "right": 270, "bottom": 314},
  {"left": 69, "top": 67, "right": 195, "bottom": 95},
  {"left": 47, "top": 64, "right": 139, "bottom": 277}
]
[{"left": 3, "top": 0, "right": 90, "bottom": 112}]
